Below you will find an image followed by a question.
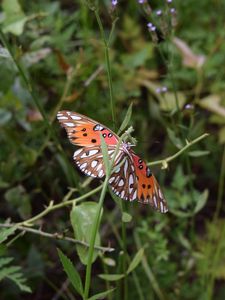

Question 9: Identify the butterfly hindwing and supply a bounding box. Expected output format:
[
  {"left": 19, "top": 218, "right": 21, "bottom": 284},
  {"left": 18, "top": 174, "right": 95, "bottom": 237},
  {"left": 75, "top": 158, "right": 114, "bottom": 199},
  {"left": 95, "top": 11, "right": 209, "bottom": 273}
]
[
  {"left": 109, "top": 152, "right": 138, "bottom": 201},
  {"left": 131, "top": 151, "right": 168, "bottom": 213},
  {"left": 57, "top": 111, "right": 119, "bottom": 147}
]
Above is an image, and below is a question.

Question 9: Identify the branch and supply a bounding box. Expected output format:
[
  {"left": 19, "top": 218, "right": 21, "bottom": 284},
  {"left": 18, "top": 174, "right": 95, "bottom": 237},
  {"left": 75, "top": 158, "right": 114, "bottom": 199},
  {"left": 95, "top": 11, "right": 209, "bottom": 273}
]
[
  {"left": 147, "top": 133, "right": 209, "bottom": 168},
  {"left": 0, "top": 223, "right": 114, "bottom": 253},
  {"left": 20, "top": 185, "right": 102, "bottom": 227}
]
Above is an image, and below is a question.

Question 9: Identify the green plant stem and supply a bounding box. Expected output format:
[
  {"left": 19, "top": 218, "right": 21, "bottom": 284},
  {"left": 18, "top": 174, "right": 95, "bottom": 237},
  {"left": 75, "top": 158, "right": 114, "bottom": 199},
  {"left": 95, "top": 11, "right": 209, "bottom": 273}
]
[
  {"left": 83, "top": 131, "right": 128, "bottom": 299},
  {"left": 214, "top": 145, "right": 225, "bottom": 221},
  {"left": 121, "top": 203, "right": 128, "bottom": 300},
  {"left": 206, "top": 145, "right": 225, "bottom": 299},
  {"left": 147, "top": 133, "right": 209, "bottom": 167},
  {"left": 93, "top": 9, "right": 117, "bottom": 129},
  {"left": 20, "top": 185, "right": 102, "bottom": 226},
  {"left": 83, "top": 175, "right": 109, "bottom": 299},
  {"left": 0, "top": 223, "right": 113, "bottom": 252}
]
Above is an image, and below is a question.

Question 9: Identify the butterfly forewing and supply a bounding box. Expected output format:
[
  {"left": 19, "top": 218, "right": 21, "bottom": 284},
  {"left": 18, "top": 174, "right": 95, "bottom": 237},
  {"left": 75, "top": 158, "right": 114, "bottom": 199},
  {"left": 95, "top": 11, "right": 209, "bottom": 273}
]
[{"left": 57, "top": 111, "right": 119, "bottom": 147}]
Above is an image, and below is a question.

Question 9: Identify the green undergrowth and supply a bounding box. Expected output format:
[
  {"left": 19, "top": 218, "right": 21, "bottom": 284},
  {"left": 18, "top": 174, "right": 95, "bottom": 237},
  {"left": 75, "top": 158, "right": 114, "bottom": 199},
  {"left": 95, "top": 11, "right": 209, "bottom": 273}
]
[{"left": 0, "top": 0, "right": 225, "bottom": 299}]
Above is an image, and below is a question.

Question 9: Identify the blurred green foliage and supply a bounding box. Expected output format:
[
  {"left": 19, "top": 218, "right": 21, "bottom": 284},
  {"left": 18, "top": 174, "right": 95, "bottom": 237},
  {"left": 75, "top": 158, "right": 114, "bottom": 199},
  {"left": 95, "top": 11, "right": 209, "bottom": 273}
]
[{"left": 0, "top": 0, "right": 225, "bottom": 299}]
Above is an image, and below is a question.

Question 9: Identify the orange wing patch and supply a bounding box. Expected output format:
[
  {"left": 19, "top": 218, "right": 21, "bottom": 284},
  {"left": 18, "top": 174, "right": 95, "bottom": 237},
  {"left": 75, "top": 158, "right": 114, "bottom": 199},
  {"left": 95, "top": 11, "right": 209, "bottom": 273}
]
[
  {"left": 57, "top": 111, "right": 119, "bottom": 147},
  {"left": 131, "top": 151, "right": 168, "bottom": 213}
]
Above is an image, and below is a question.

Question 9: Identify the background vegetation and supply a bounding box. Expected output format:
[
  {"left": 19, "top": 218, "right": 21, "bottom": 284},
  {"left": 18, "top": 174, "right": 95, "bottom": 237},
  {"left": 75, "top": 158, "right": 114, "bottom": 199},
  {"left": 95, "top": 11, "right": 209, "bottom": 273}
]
[{"left": 0, "top": 0, "right": 225, "bottom": 299}]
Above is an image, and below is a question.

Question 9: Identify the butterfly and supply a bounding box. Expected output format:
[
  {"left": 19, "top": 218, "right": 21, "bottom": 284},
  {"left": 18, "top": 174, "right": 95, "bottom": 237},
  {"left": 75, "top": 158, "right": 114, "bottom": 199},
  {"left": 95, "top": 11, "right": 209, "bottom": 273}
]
[{"left": 57, "top": 111, "right": 168, "bottom": 213}]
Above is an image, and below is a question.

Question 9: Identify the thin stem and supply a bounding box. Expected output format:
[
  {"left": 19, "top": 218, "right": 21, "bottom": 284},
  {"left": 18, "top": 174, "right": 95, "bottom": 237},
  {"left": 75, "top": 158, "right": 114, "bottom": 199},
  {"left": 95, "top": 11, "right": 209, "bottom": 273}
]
[
  {"left": 83, "top": 175, "right": 109, "bottom": 299},
  {"left": 214, "top": 145, "right": 225, "bottom": 221},
  {"left": 94, "top": 9, "right": 116, "bottom": 129},
  {"left": 0, "top": 224, "right": 114, "bottom": 253},
  {"left": 83, "top": 131, "right": 129, "bottom": 299},
  {"left": 20, "top": 185, "right": 102, "bottom": 226},
  {"left": 121, "top": 202, "right": 128, "bottom": 300},
  {"left": 147, "top": 133, "right": 209, "bottom": 167}
]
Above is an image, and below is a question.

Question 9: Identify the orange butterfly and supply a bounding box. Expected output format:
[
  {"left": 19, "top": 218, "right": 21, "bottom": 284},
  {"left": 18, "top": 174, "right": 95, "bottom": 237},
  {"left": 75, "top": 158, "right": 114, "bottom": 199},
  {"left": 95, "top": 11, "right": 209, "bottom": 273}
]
[{"left": 57, "top": 111, "right": 168, "bottom": 213}]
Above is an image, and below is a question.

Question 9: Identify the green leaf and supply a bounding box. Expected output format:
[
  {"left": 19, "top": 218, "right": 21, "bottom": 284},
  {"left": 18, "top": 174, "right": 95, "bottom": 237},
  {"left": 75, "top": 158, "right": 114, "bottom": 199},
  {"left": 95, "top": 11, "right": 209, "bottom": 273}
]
[
  {"left": 122, "top": 212, "right": 132, "bottom": 223},
  {"left": 127, "top": 248, "right": 144, "bottom": 274},
  {"left": 188, "top": 150, "right": 210, "bottom": 157},
  {"left": 167, "top": 128, "right": 183, "bottom": 149},
  {"left": 0, "top": 257, "right": 31, "bottom": 293},
  {"left": 70, "top": 202, "right": 101, "bottom": 265},
  {"left": 5, "top": 185, "right": 31, "bottom": 220},
  {"left": 99, "top": 274, "right": 125, "bottom": 281},
  {"left": 158, "top": 91, "right": 186, "bottom": 112},
  {"left": 57, "top": 248, "right": 83, "bottom": 296},
  {"left": 0, "top": 226, "right": 17, "bottom": 244},
  {"left": 117, "top": 103, "right": 133, "bottom": 135},
  {"left": 100, "top": 135, "right": 110, "bottom": 177},
  {"left": 88, "top": 288, "right": 115, "bottom": 300},
  {"left": 1, "top": 0, "right": 29, "bottom": 35},
  {"left": 193, "top": 189, "right": 208, "bottom": 214}
]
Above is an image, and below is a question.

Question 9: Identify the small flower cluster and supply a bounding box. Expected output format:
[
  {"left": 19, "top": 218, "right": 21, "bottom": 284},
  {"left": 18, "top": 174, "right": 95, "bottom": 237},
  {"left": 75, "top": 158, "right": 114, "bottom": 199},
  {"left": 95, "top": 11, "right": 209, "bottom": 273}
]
[{"left": 156, "top": 86, "right": 168, "bottom": 94}]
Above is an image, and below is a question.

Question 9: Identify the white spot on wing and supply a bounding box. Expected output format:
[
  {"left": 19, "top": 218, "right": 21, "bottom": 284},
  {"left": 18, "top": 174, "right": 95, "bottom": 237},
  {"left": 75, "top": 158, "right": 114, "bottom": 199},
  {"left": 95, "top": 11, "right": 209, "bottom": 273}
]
[
  {"left": 57, "top": 116, "right": 68, "bottom": 120},
  {"left": 153, "top": 196, "right": 157, "bottom": 208},
  {"left": 118, "top": 179, "right": 124, "bottom": 187},
  {"left": 121, "top": 191, "right": 125, "bottom": 198},
  {"left": 96, "top": 164, "right": 102, "bottom": 171},
  {"left": 70, "top": 115, "right": 82, "bottom": 120},
  {"left": 74, "top": 149, "right": 82, "bottom": 157},
  {"left": 91, "top": 160, "right": 98, "bottom": 168},
  {"left": 64, "top": 122, "right": 75, "bottom": 127},
  {"left": 98, "top": 170, "right": 104, "bottom": 177},
  {"left": 158, "top": 189, "right": 163, "bottom": 199},
  {"left": 80, "top": 163, "right": 87, "bottom": 169},
  {"left": 109, "top": 177, "right": 115, "bottom": 183},
  {"left": 129, "top": 174, "right": 134, "bottom": 185},
  {"left": 124, "top": 159, "right": 128, "bottom": 176},
  {"left": 160, "top": 202, "right": 164, "bottom": 212},
  {"left": 89, "top": 149, "right": 99, "bottom": 156},
  {"left": 132, "top": 190, "right": 137, "bottom": 200}
]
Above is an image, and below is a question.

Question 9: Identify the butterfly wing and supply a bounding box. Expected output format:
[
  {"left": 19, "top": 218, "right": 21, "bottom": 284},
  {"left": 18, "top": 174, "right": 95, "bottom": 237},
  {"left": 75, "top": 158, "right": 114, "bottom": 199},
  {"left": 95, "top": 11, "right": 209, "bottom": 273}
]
[
  {"left": 73, "top": 145, "right": 119, "bottom": 178},
  {"left": 57, "top": 111, "right": 119, "bottom": 147},
  {"left": 108, "top": 152, "right": 138, "bottom": 201},
  {"left": 131, "top": 151, "right": 168, "bottom": 213}
]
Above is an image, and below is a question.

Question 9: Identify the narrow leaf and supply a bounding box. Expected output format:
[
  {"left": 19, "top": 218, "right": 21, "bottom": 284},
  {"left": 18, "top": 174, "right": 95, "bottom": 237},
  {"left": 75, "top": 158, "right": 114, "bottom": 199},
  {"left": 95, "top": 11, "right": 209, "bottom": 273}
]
[
  {"left": 127, "top": 248, "right": 144, "bottom": 274},
  {"left": 188, "top": 150, "right": 210, "bottom": 157},
  {"left": 0, "top": 226, "right": 18, "bottom": 244},
  {"left": 193, "top": 189, "right": 208, "bottom": 214},
  {"left": 57, "top": 248, "right": 83, "bottom": 296},
  {"left": 99, "top": 274, "right": 125, "bottom": 281},
  {"left": 117, "top": 103, "right": 133, "bottom": 135},
  {"left": 100, "top": 134, "right": 110, "bottom": 177},
  {"left": 88, "top": 288, "right": 115, "bottom": 300}
]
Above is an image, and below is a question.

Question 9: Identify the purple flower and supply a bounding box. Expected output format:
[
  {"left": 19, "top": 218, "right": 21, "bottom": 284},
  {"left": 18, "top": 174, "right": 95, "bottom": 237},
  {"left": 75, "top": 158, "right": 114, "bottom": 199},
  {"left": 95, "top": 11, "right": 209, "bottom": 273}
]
[
  {"left": 147, "top": 23, "right": 156, "bottom": 31},
  {"left": 170, "top": 8, "right": 176, "bottom": 14},
  {"left": 156, "top": 10, "right": 162, "bottom": 16},
  {"left": 161, "top": 86, "right": 168, "bottom": 93},
  {"left": 156, "top": 86, "right": 168, "bottom": 94},
  {"left": 112, "top": 0, "right": 118, "bottom": 7},
  {"left": 167, "top": 0, "right": 172, "bottom": 3},
  {"left": 138, "top": 0, "right": 145, "bottom": 3}
]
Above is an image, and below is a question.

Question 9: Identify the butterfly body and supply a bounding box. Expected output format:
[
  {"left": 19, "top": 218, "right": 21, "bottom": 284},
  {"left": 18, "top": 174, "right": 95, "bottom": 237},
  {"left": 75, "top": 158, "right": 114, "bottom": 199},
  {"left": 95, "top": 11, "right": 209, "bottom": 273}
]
[{"left": 57, "top": 111, "right": 168, "bottom": 213}]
